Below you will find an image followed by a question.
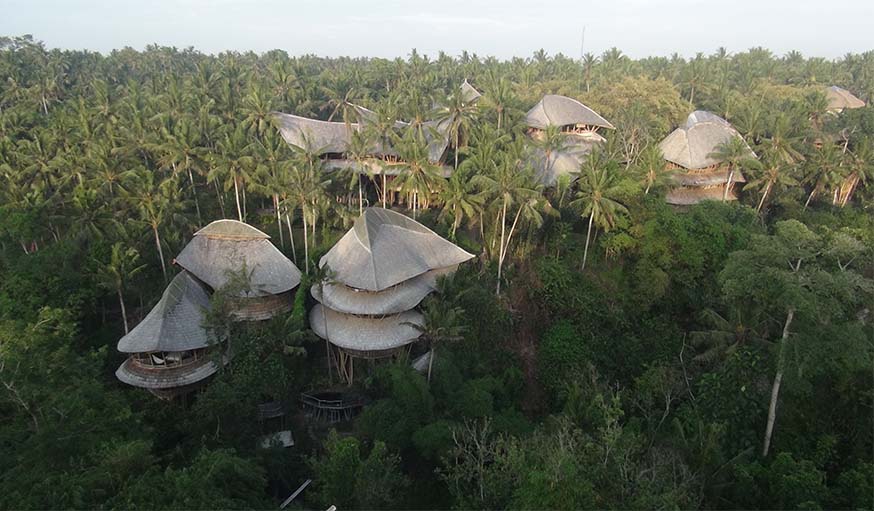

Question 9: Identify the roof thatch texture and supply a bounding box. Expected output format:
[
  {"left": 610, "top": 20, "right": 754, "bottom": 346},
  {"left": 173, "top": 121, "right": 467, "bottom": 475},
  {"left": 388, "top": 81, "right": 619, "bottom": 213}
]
[
  {"left": 525, "top": 95, "right": 614, "bottom": 130},
  {"left": 309, "top": 304, "right": 423, "bottom": 351},
  {"left": 528, "top": 140, "right": 603, "bottom": 186},
  {"left": 312, "top": 266, "right": 455, "bottom": 316},
  {"left": 272, "top": 110, "right": 450, "bottom": 163},
  {"left": 115, "top": 356, "right": 221, "bottom": 389},
  {"left": 175, "top": 219, "right": 302, "bottom": 297},
  {"left": 460, "top": 80, "right": 482, "bottom": 104},
  {"left": 826, "top": 86, "right": 866, "bottom": 111},
  {"left": 672, "top": 168, "right": 746, "bottom": 187},
  {"left": 659, "top": 111, "right": 755, "bottom": 170},
  {"left": 319, "top": 208, "right": 474, "bottom": 292},
  {"left": 665, "top": 186, "right": 738, "bottom": 205},
  {"left": 118, "top": 271, "right": 212, "bottom": 354}
]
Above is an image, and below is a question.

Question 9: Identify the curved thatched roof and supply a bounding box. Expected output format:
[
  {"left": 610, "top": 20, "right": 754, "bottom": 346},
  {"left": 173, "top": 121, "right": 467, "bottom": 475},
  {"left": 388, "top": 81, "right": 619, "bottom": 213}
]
[
  {"left": 319, "top": 208, "right": 474, "bottom": 292},
  {"left": 525, "top": 95, "right": 614, "bottom": 130},
  {"left": 118, "top": 271, "right": 212, "bottom": 354},
  {"left": 460, "top": 80, "right": 482, "bottom": 104},
  {"left": 115, "top": 357, "right": 221, "bottom": 389},
  {"left": 175, "top": 219, "right": 302, "bottom": 297},
  {"left": 659, "top": 111, "right": 755, "bottom": 170},
  {"left": 826, "top": 86, "right": 866, "bottom": 111},
  {"left": 310, "top": 304, "right": 423, "bottom": 352},
  {"left": 528, "top": 138, "right": 605, "bottom": 186},
  {"left": 312, "top": 266, "right": 454, "bottom": 316}
]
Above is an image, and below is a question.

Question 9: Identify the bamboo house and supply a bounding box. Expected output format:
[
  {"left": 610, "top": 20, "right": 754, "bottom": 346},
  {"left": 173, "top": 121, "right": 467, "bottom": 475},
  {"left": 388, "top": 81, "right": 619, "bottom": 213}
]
[
  {"left": 310, "top": 208, "right": 473, "bottom": 384},
  {"left": 825, "top": 85, "right": 866, "bottom": 113},
  {"left": 174, "top": 220, "right": 302, "bottom": 321},
  {"left": 659, "top": 111, "right": 755, "bottom": 206},
  {"left": 524, "top": 94, "right": 615, "bottom": 186},
  {"left": 115, "top": 271, "right": 224, "bottom": 399}
]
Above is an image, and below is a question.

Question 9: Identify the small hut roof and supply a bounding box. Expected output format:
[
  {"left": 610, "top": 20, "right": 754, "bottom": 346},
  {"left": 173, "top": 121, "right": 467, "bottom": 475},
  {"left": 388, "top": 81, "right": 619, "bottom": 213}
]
[
  {"left": 115, "top": 357, "right": 221, "bottom": 389},
  {"left": 320, "top": 208, "right": 474, "bottom": 292},
  {"left": 117, "top": 271, "right": 212, "bottom": 354},
  {"left": 659, "top": 111, "right": 754, "bottom": 170},
  {"left": 528, "top": 138, "right": 604, "bottom": 186},
  {"left": 826, "top": 86, "right": 866, "bottom": 111},
  {"left": 672, "top": 168, "right": 746, "bottom": 186},
  {"left": 312, "top": 266, "right": 454, "bottom": 316},
  {"left": 665, "top": 186, "right": 739, "bottom": 205},
  {"left": 272, "top": 112, "right": 355, "bottom": 153},
  {"left": 175, "top": 219, "right": 302, "bottom": 297},
  {"left": 310, "top": 304, "right": 423, "bottom": 351},
  {"left": 460, "top": 80, "right": 482, "bottom": 104},
  {"left": 525, "top": 95, "right": 614, "bottom": 130}
]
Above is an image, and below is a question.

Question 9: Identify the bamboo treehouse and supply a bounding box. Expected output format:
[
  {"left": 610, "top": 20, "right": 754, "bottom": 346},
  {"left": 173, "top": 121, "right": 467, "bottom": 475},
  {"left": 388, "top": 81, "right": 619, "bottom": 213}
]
[
  {"left": 524, "top": 94, "right": 615, "bottom": 185},
  {"left": 310, "top": 208, "right": 473, "bottom": 384},
  {"left": 659, "top": 110, "right": 756, "bottom": 205}
]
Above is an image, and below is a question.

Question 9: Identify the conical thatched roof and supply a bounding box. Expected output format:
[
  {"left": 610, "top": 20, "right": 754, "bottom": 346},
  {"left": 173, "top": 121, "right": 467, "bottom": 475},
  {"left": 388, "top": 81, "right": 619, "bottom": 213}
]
[
  {"left": 525, "top": 94, "right": 614, "bottom": 130},
  {"left": 659, "top": 111, "right": 755, "bottom": 170},
  {"left": 312, "top": 266, "right": 455, "bottom": 316},
  {"left": 175, "top": 219, "right": 301, "bottom": 297},
  {"left": 319, "top": 208, "right": 474, "bottom": 292},
  {"left": 309, "top": 304, "right": 423, "bottom": 352},
  {"left": 460, "top": 80, "right": 482, "bottom": 104},
  {"left": 118, "top": 271, "right": 212, "bottom": 353},
  {"left": 826, "top": 86, "right": 866, "bottom": 111}
]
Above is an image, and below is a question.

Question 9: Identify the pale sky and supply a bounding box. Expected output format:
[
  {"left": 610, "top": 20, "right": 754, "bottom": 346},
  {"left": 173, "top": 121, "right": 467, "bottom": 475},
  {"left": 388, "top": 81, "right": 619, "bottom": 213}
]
[{"left": 2, "top": 0, "right": 872, "bottom": 60}]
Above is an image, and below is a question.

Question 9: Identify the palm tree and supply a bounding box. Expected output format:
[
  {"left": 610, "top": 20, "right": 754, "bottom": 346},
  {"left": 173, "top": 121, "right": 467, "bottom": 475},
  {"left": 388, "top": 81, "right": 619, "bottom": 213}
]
[
  {"left": 393, "top": 127, "right": 444, "bottom": 219},
  {"left": 635, "top": 144, "right": 668, "bottom": 195},
  {"left": 750, "top": 116, "right": 804, "bottom": 212},
  {"left": 472, "top": 148, "right": 543, "bottom": 295},
  {"left": 708, "top": 137, "right": 760, "bottom": 202},
  {"left": 345, "top": 129, "right": 377, "bottom": 215},
  {"left": 407, "top": 278, "right": 468, "bottom": 382},
  {"left": 581, "top": 53, "right": 598, "bottom": 93},
  {"left": 570, "top": 152, "right": 628, "bottom": 271},
  {"left": 126, "top": 172, "right": 186, "bottom": 281},
  {"left": 209, "top": 124, "right": 255, "bottom": 221},
  {"left": 438, "top": 166, "right": 483, "bottom": 240},
  {"left": 803, "top": 142, "right": 844, "bottom": 209},
  {"left": 94, "top": 242, "right": 146, "bottom": 334},
  {"left": 839, "top": 140, "right": 873, "bottom": 206},
  {"left": 434, "top": 87, "right": 479, "bottom": 170},
  {"left": 689, "top": 307, "right": 764, "bottom": 366},
  {"left": 531, "top": 125, "right": 572, "bottom": 180}
]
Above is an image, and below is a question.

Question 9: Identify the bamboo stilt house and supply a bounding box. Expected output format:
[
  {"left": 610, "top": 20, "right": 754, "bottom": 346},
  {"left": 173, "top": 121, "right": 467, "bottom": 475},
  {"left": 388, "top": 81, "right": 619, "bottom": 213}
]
[
  {"left": 115, "top": 271, "right": 225, "bottom": 399},
  {"left": 524, "top": 94, "right": 615, "bottom": 186},
  {"left": 174, "top": 220, "right": 302, "bottom": 321},
  {"left": 825, "top": 85, "right": 866, "bottom": 113},
  {"left": 659, "top": 111, "right": 754, "bottom": 206},
  {"left": 310, "top": 208, "right": 473, "bottom": 384}
]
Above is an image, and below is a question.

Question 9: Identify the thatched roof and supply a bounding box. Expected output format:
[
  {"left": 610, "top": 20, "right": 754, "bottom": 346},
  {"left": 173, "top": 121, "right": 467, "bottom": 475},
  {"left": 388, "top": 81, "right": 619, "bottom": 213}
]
[
  {"left": 312, "top": 266, "right": 454, "bottom": 316},
  {"left": 175, "top": 219, "right": 301, "bottom": 298},
  {"left": 272, "top": 109, "right": 450, "bottom": 163},
  {"left": 528, "top": 139, "right": 604, "bottom": 186},
  {"left": 310, "top": 304, "right": 423, "bottom": 351},
  {"left": 525, "top": 95, "right": 614, "bottom": 130},
  {"left": 672, "top": 168, "right": 746, "bottom": 187},
  {"left": 826, "top": 86, "right": 866, "bottom": 111},
  {"left": 115, "top": 356, "right": 221, "bottom": 390},
  {"left": 460, "top": 80, "right": 482, "bottom": 104},
  {"left": 117, "top": 271, "right": 212, "bottom": 354},
  {"left": 659, "top": 111, "right": 755, "bottom": 170},
  {"left": 665, "top": 186, "right": 738, "bottom": 206},
  {"left": 319, "top": 208, "right": 474, "bottom": 292}
]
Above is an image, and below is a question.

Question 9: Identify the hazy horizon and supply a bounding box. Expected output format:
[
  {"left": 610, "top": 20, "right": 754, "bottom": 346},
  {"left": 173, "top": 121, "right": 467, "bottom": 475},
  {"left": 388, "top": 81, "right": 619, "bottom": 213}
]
[{"left": 2, "top": 0, "right": 872, "bottom": 60}]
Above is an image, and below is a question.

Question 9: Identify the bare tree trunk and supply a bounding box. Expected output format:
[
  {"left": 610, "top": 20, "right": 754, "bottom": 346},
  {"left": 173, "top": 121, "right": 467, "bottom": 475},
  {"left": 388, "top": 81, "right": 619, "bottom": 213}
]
[
  {"left": 763, "top": 307, "right": 794, "bottom": 457},
  {"left": 118, "top": 287, "right": 129, "bottom": 334},
  {"left": 153, "top": 225, "right": 168, "bottom": 281},
  {"left": 581, "top": 214, "right": 594, "bottom": 271},
  {"left": 233, "top": 175, "right": 243, "bottom": 221}
]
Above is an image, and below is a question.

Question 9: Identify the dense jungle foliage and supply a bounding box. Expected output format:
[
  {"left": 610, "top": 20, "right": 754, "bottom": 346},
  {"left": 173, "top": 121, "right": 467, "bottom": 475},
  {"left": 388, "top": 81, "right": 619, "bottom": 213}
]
[{"left": 1, "top": 34, "right": 873, "bottom": 509}]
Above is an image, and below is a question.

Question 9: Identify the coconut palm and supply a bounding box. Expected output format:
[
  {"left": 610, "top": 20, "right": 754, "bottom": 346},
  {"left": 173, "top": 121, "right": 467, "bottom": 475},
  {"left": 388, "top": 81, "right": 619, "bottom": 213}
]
[
  {"left": 393, "top": 127, "right": 444, "bottom": 219},
  {"left": 708, "top": 136, "right": 761, "bottom": 202},
  {"left": 209, "top": 124, "right": 255, "bottom": 221},
  {"left": 94, "top": 242, "right": 146, "bottom": 334},
  {"left": 438, "top": 166, "right": 483, "bottom": 241},
  {"left": 570, "top": 152, "right": 629, "bottom": 271},
  {"left": 408, "top": 278, "right": 468, "bottom": 382},
  {"left": 434, "top": 87, "right": 479, "bottom": 170}
]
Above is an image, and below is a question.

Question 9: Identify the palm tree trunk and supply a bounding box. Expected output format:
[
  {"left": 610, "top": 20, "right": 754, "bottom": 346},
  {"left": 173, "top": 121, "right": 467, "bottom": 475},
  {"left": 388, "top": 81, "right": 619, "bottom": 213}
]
[
  {"left": 233, "top": 175, "right": 243, "bottom": 221},
  {"left": 496, "top": 199, "right": 507, "bottom": 295},
  {"left": 454, "top": 130, "right": 460, "bottom": 170},
  {"left": 188, "top": 167, "right": 202, "bottom": 226},
  {"left": 358, "top": 174, "right": 363, "bottom": 215},
  {"left": 274, "top": 195, "right": 284, "bottom": 249},
  {"left": 285, "top": 212, "right": 297, "bottom": 263},
  {"left": 152, "top": 224, "right": 167, "bottom": 281},
  {"left": 302, "top": 210, "right": 310, "bottom": 274},
  {"left": 382, "top": 173, "right": 387, "bottom": 208},
  {"left": 118, "top": 287, "right": 129, "bottom": 334},
  {"left": 723, "top": 168, "right": 735, "bottom": 202},
  {"left": 763, "top": 307, "right": 794, "bottom": 457},
  {"left": 581, "top": 214, "right": 594, "bottom": 271},
  {"left": 214, "top": 178, "right": 226, "bottom": 217},
  {"left": 804, "top": 183, "right": 819, "bottom": 210},
  {"left": 427, "top": 345, "right": 435, "bottom": 383},
  {"left": 756, "top": 179, "right": 774, "bottom": 213}
]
